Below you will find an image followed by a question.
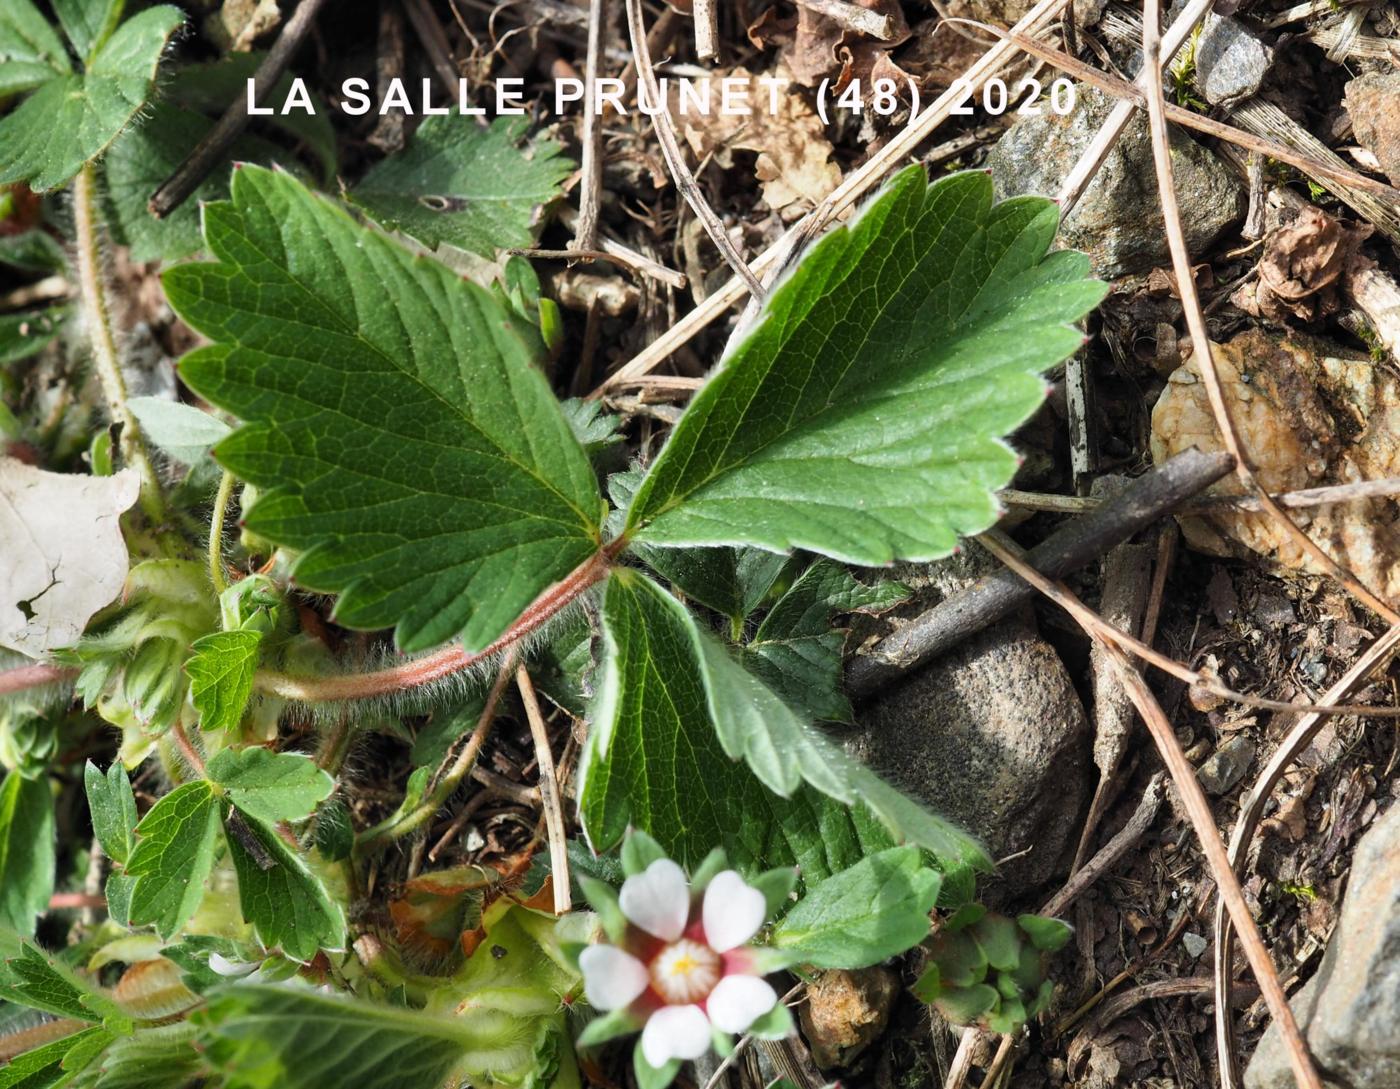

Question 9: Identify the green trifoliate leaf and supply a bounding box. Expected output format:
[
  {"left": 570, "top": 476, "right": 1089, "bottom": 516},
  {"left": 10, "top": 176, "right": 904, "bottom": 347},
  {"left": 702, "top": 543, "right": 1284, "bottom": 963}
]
[
  {"left": 164, "top": 165, "right": 605, "bottom": 653},
  {"left": 0, "top": 1, "right": 68, "bottom": 97},
  {"left": 185, "top": 630, "right": 263, "bottom": 733},
  {"left": 744, "top": 560, "right": 907, "bottom": 723},
  {"left": 125, "top": 781, "right": 220, "bottom": 940},
  {"left": 0, "top": 940, "right": 122, "bottom": 1023},
  {"left": 0, "top": 6, "right": 185, "bottom": 192},
  {"left": 770, "top": 846, "right": 939, "bottom": 968},
  {"left": 127, "top": 397, "right": 232, "bottom": 467},
  {"left": 83, "top": 761, "right": 138, "bottom": 866},
  {"left": 0, "top": 1024, "right": 111, "bottom": 1089},
  {"left": 197, "top": 984, "right": 511, "bottom": 1089},
  {"left": 0, "top": 771, "right": 54, "bottom": 937},
  {"left": 206, "top": 748, "right": 332, "bottom": 823},
  {"left": 351, "top": 114, "right": 572, "bottom": 256},
  {"left": 51, "top": 0, "right": 124, "bottom": 63},
  {"left": 224, "top": 810, "right": 345, "bottom": 963},
  {"left": 579, "top": 569, "right": 902, "bottom": 881},
  {"left": 624, "top": 167, "right": 1106, "bottom": 560}
]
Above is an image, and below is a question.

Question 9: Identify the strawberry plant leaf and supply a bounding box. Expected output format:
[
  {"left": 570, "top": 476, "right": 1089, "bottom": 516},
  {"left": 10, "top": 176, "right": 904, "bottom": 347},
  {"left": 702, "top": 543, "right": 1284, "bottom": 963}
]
[
  {"left": 623, "top": 167, "right": 1107, "bottom": 561},
  {"left": 351, "top": 115, "right": 572, "bottom": 256},
  {"left": 744, "top": 560, "right": 907, "bottom": 723},
  {"left": 102, "top": 104, "right": 290, "bottom": 263},
  {"left": 770, "top": 846, "right": 939, "bottom": 968},
  {"left": 580, "top": 569, "right": 933, "bottom": 880},
  {"left": 164, "top": 165, "right": 605, "bottom": 653},
  {"left": 0, "top": 941, "right": 121, "bottom": 1022},
  {"left": 83, "top": 760, "right": 138, "bottom": 866},
  {"left": 0, "top": 1, "right": 68, "bottom": 97},
  {"left": 207, "top": 748, "right": 333, "bottom": 824},
  {"left": 197, "top": 983, "right": 544, "bottom": 1089},
  {"left": 224, "top": 810, "right": 345, "bottom": 962},
  {"left": 186, "top": 629, "right": 263, "bottom": 733},
  {"left": 0, "top": 307, "right": 68, "bottom": 366},
  {"left": 0, "top": 772, "right": 54, "bottom": 937},
  {"left": 51, "top": 0, "right": 124, "bottom": 63},
  {"left": 128, "top": 397, "right": 232, "bottom": 467},
  {"left": 0, "top": 6, "right": 185, "bottom": 192},
  {"left": 125, "top": 781, "right": 221, "bottom": 940}
]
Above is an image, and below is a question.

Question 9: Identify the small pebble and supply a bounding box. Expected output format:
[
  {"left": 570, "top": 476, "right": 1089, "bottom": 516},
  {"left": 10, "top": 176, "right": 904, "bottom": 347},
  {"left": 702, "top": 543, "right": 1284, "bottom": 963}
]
[{"left": 1183, "top": 932, "right": 1209, "bottom": 959}]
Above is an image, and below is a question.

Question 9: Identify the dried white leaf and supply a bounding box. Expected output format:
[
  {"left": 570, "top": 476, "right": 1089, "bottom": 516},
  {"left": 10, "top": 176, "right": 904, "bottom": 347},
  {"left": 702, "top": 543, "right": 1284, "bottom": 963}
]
[{"left": 0, "top": 459, "right": 140, "bottom": 656}]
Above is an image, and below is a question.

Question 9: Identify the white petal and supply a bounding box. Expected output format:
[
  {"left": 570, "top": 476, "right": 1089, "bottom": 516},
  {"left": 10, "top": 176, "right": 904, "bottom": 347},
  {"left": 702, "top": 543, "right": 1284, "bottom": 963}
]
[
  {"left": 702, "top": 870, "right": 766, "bottom": 952},
  {"left": 208, "top": 953, "right": 256, "bottom": 978},
  {"left": 620, "top": 858, "right": 690, "bottom": 941},
  {"left": 706, "top": 974, "right": 778, "bottom": 1034},
  {"left": 579, "top": 945, "right": 649, "bottom": 1011},
  {"left": 641, "top": 1004, "right": 712, "bottom": 1068}
]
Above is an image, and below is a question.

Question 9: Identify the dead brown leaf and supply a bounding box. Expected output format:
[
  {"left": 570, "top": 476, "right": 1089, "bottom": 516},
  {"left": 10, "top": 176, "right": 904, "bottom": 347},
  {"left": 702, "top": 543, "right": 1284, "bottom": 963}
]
[
  {"left": 1231, "top": 195, "right": 1371, "bottom": 322},
  {"left": 679, "top": 66, "right": 842, "bottom": 219}
]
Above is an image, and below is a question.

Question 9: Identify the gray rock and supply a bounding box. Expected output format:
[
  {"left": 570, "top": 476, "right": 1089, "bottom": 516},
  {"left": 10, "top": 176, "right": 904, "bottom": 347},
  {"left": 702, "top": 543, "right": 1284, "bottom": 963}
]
[
  {"left": 851, "top": 614, "right": 1091, "bottom": 889},
  {"left": 1245, "top": 800, "right": 1400, "bottom": 1089},
  {"left": 986, "top": 85, "right": 1246, "bottom": 278},
  {"left": 1194, "top": 14, "right": 1274, "bottom": 106},
  {"left": 1198, "top": 734, "right": 1256, "bottom": 795}
]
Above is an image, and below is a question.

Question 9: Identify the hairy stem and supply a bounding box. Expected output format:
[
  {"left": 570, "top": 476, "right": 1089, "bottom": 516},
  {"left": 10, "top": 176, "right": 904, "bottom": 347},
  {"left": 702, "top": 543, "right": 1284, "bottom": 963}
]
[
  {"left": 0, "top": 662, "right": 77, "bottom": 695},
  {"left": 72, "top": 163, "right": 166, "bottom": 525},
  {"left": 208, "top": 470, "right": 235, "bottom": 596},
  {"left": 354, "top": 651, "right": 517, "bottom": 853},
  {"left": 253, "top": 547, "right": 615, "bottom": 703}
]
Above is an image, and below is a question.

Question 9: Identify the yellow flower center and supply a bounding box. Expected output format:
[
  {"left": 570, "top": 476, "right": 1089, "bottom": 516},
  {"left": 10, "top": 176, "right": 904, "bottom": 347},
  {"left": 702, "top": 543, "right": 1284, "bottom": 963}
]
[{"left": 649, "top": 939, "right": 721, "bottom": 1005}]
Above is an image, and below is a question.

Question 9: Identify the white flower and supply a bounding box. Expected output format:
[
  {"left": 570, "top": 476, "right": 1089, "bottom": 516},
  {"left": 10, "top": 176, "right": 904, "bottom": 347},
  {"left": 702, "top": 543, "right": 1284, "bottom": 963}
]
[{"left": 579, "top": 858, "right": 782, "bottom": 1069}]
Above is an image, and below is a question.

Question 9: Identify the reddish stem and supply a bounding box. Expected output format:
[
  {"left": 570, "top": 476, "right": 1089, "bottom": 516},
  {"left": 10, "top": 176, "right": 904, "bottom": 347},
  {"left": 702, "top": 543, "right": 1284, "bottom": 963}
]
[
  {"left": 48, "top": 892, "right": 107, "bottom": 909},
  {"left": 253, "top": 547, "right": 617, "bottom": 703},
  {"left": 0, "top": 663, "right": 77, "bottom": 696}
]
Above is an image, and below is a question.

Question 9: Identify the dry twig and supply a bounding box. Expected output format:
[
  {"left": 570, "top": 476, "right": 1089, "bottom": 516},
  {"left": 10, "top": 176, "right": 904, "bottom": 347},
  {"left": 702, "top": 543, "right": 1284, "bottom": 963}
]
[
  {"left": 515, "top": 665, "right": 571, "bottom": 914},
  {"left": 623, "top": 0, "right": 764, "bottom": 298}
]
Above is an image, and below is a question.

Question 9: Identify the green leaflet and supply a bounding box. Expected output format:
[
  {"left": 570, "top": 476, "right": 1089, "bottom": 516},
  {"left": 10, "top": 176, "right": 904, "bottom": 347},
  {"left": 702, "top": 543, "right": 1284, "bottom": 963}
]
[
  {"left": 0, "top": 941, "right": 123, "bottom": 1023},
  {"left": 165, "top": 165, "right": 604, "bottom": 653},
  {"left": 50, "top": 0, "right": 124, "bottom": 63},
  {"left": 83, "top": 761, "right": 138, "bottom": 866},
  {"left": 579, "top": 570, "right": 941, "bottom": 878},
  {"left": 72, "top": 1022, "right": 203, "bottom": 1089},
  {"left": 351, "top": 114, "right": 572, "bottom": 256},
  {"left": 0, "top": 6, "right": 184, "bottom": 192},
  {"left": 225, "top": 812, "right": 345, "bottom": 963},
  {"left": 207, "top": 748, "right": 332, "bottom": 823},
  {"left": 185, "top": 629, "right": 263, "bottom": 732},
  {"left": 623, "top": 167, "right": 1107, "bottom": 562},
  {"left": 103, "top": 57, "right": 336, "bottom": 263},
  {"left": 124, "top": 781, "right": 220, "bottom": 940},
  {"left": 0, "top": 1024, "right": 110, "bottom": 1089},
  {"left": 0, "top": 771, "right": 54, "bottom": 937},
  {"left": 127, "top": 397, "right": 232, "bottom": 467},
  {"left": 197, "top": 984, "right": 517, "bottom": 1089},
  {"left": 0, "top": 1, "right": 68, "bottom": 97},
  {"left": 744, "top": 560, "right": 907, "bottom": 723},
  {"left": 770, "top": 846, "right": 940, "bottom": 968}
]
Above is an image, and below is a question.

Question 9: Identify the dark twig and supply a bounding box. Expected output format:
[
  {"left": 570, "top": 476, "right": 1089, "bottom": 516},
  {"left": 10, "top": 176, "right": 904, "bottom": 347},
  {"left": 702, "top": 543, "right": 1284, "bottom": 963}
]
[
  {"left": 846, "top": 448, "right": 1234, "bottom": 696},
  {"left": 148, "top": 0, "right": 331, "bottom": 218},
  {"left": 402, "top": 0, "right": 462, "bottom": 97}
]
